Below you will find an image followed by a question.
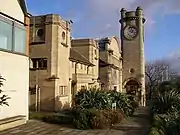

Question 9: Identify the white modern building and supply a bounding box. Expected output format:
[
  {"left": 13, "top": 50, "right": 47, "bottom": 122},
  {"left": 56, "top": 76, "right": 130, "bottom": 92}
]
[{"left": 0, "top": 0, "right": 30, "bottom": 130}]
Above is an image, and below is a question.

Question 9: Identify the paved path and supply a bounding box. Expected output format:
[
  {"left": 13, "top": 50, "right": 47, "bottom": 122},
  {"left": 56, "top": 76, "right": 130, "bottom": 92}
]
[
  {"left": 0, "top": 107, "right": 149, "bottom": 135},
  {"left": 112, "top": 107, "right": 150, "bottom": 135}
]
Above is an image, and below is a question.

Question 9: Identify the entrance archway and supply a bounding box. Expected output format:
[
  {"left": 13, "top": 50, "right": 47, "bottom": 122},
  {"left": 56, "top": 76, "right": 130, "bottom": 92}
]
[
  {"left": 123, "top": 78, "right": 141, "bottom": 102},
  {"left": 125, "top": 80, "right": 140, "bottom": 95}
]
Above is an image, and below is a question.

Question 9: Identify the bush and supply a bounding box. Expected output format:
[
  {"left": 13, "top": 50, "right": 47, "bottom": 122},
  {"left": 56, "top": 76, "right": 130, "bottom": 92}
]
[
  {"left": 91, "top": 110, "right": 110, "bottom": 129},
  {"left": 150, "top": 78, "right": 180, "bottom": 135},
  {"left": 72, "top": 108, "right": 123, "bottom": 130},
  {"left": 128, "top": 95, "right": 139, "bottom": 116},
  {"left": 72, "top": 108, "right": 97, "bottom": 129},
  {"left": 72, "top": 88, "right": 139, "bottom": 130},
  {"left": 151, "top": 90, "right": 180, "bottom": 115},
  {"left": 74, "top": 89, "right": 138, "bottom": 117},
  {"left": 108, "top": 91, "right": 138, "bottom": 116},
  {"left": 30, "top": 110, "right": 74, "bottom": 125},
  {"left": 43, "top": 114, "right": 73, "bottom": 125},
  {"left": 29, "top": 112, "right": 48, "bottom": 120},
  {"left": 74, "top": 88, "right": 111, "bottom": 110}
]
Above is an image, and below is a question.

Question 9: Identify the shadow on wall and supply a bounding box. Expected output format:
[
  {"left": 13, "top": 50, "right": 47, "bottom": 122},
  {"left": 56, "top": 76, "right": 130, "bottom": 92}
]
[
  {"left": 29, "top": 94, "right": 71, "bottom": 112},
  {"left": 55, "top": 96, "right": 71, "bottom": 111}
]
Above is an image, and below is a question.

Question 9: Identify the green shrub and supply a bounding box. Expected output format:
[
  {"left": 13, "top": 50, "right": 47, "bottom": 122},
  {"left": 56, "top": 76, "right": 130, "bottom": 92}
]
[
  {"left": 91, "top": 110, "right": 110, "bottom": 129},
  {"left": 104, "top": 109, "right": 123, "bottom": 125},
  {"left": 30, "top": 111, "right": 74, "bottom": 125},
  {"left": 74, "top": 88, "right": 111, "bottom": 110},
  {"left": 151, "top": 90, "right": 180, "bottom": 115},
  {"left": 127, "top": 95, "right": 139, "bottom": 116},
  {"left": 74, "top": 89, "right": 138, "bottom": 117},
  {"left": 72, "top": 108, "right": 124, "bottom": 130},
  {"left": 73, "top": 88, "right": 139, "bottom": 130},
  {"left": 150, "top": 113, "right": 180, "bottom": 135},
  {"left": 150, "top": 87, "right": 180, "bottom": 135},
  {"left": 72, "top": 108, "right": 97, "bottom": 129},
  {"left": 29, "top": 112, "right": 48, "bottom": 120},
  {"left": 43, "top": 114, "right": 73, "bottom": 125},
  {"left": 108, "top": 91, "right": 138, "bottom": 116}
]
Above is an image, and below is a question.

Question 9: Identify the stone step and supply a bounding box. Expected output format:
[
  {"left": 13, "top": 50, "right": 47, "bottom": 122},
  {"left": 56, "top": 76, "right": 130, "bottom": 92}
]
[{"left": 0, "top": 115, "right": 27, "bottom": 131}]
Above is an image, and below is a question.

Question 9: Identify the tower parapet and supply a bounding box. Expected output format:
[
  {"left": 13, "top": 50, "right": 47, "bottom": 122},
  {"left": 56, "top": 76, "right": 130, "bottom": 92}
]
[{"left": 120, "top": 7, "right": 145, "bottom": 25}]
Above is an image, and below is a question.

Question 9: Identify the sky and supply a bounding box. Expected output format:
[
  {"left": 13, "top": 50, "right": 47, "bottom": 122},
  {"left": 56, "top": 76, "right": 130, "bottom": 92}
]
[{"left": 26, "top": 0, "right": 180, "bottom": 62}]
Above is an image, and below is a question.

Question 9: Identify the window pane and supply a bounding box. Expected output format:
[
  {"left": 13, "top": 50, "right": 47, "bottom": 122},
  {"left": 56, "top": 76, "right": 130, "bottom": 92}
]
[
  {"left": 14, "top": 26, "right": 26, "bottom": 53},
  {"left": 0, "top": 20, "right": 12, "bottom": 50},
  {"left": 32, "top": 60, "right": 37, "bottom": 68}
]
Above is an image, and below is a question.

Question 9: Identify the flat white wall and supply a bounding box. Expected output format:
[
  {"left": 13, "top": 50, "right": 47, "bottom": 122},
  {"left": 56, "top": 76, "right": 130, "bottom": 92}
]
[
  {"left": 0, "top": 51, "right": 29, "bottom": 120},
  {"left": 0, "top": 0, "right": 24, "bottom": 22}
]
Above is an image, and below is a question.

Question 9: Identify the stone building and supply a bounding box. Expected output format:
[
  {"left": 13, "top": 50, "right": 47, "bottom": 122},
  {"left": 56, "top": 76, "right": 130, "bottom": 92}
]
[
  {"left": 29, "top": 15, "right": 100, "bottom": 111},
  {"left": 29, "top": 6, "right": 146, "bottom": 111},
  {"left": 29, "top": 14, "right": 71, "bottom": 111},
  {"left": 0, "top": 0, "right": 30, "bottom": 130},
  {"left": 97, "top": 37, "right": 122, "bottom": 91},
  {"left": 71, "top": 39, "right": 100, "bottom": 93}
]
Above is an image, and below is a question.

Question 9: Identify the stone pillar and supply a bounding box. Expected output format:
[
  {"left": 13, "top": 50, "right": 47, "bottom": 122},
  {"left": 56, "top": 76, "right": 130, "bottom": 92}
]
[
  {"left": 136, "top": 7, "right": 146, "bottom": 106},
  {"left": 68, "top": 79, "right": 72, "bottom": 107},
  {"left": 24, "top": 13, "right": 31, "bottom": 56},
  {"left": 120, "top": 8, "right": 126, "bottom": 29},
  {"left": 119, "top": 64, "right": 123, "bottom": 92},
  {"left": 120, "top": 9, "right": 126, "bottom": 93}
]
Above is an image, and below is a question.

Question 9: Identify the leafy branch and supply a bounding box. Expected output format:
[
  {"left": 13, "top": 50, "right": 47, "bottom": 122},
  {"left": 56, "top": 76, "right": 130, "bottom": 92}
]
[{"left": 0, "top": 75, "right": 10, "bottom": 106}]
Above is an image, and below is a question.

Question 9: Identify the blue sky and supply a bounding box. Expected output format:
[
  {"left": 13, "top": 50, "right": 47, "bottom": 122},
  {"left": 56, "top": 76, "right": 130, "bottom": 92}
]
[{"left": 26, "top": 0, "right": 180, "bottom": 61}]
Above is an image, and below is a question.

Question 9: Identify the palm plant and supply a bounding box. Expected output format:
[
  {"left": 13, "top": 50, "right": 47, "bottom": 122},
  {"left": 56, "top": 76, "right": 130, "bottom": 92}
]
[
  {"left": 0, "top": 75, "right": 10, "bottom": 106},
  {"left": 150, "top": 78, "right": 180, "bottom": 135},
  {"left": 108, "top": 91, "right": 138, "bottom": 116},
  {"left": 151, "top": 90, "right": 180, "bottom": 115},
  {"left": 74, "top": 88, "right": 111, "bottom": 110}
]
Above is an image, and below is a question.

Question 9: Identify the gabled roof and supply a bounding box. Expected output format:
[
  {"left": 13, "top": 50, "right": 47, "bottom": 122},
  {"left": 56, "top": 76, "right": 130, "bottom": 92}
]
[
  {"left": 18, "top": 0, "right": 28, "bottom": 15},
  {"left": 69, "top": 48, "right": 94, "bottom": 66}
]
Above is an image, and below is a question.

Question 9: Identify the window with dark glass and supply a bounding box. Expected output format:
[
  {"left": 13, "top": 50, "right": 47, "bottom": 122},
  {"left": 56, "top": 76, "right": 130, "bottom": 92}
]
[
  {"left": 37, "top": 28, "right": 44, "bottom": 38},
  {"left": 31, "top": 58, "right": 47, "bottom": 70}
]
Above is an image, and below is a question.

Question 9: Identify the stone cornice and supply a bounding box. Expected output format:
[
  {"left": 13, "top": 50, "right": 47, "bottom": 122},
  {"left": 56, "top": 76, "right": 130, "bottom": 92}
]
[
  {"left": 30, "top": 14, "right": 71, "bottom": 31},
  {"left": 119, "top": 16, "right": 145, "bottom": 24}
]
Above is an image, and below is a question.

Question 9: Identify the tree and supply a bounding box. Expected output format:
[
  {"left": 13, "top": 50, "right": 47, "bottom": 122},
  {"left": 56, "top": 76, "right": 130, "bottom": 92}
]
[
  {"left": 145, "top": 60, "right": 176, "bottom": 100},
  {"left": 0, "top": 75, "right": 10, "bottom": 106}
]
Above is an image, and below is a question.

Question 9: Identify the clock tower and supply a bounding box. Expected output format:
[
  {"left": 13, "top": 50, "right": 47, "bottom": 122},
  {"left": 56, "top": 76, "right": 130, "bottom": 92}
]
[{"left": 120, "top": 7, "right": 146, "bottom": 106}]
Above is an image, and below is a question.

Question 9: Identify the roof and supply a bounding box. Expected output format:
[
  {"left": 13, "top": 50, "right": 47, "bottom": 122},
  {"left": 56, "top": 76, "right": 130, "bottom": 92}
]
[
  {"left": 99, "top": 59, "right": 120, "bottom": 70},
  {"left": 18, "top": 0, "right": 28, "bottom": 15},
  {"left": 69, "top": 48, "right": 94, "bottom": 66}
]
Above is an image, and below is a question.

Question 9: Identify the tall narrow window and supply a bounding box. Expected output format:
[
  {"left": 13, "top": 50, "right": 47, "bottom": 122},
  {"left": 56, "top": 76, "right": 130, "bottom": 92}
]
[
  {"left": 0, "top": 20, "right": 12, "bottom": 50},
  {"left": 14, "top": 26, "right": 26, "bottom": 53},
  {"left": 59, "top": 86, "right": 68, "bottom": 96},
  {"left": 87, "top": 67, "right": 89, "bottom": 74}
]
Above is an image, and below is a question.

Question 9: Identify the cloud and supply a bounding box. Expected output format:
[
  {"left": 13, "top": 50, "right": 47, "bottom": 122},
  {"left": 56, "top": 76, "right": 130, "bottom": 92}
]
[
  {"left": 164, "top": 48, "right": 180, "bottom": 74},
  {"left": 27, "top": 0, "right": 180, "bottom": 37},
  {"left": 168, "top": 48, "right": 180, "bottom": 59},
  {"left": 70, "top": 0, "right": 180, "bottom": 38}
]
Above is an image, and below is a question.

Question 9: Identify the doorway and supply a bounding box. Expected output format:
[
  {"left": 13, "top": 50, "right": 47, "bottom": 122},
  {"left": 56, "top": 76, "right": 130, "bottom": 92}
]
[{"left": 125, "top": 79, "right": 141, "bottom": 102}]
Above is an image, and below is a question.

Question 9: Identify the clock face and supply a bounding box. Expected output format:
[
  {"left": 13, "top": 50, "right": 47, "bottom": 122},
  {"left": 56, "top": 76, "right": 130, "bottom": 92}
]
[{"left": 124, "top": 26, "right": 138, "bottom": 40}]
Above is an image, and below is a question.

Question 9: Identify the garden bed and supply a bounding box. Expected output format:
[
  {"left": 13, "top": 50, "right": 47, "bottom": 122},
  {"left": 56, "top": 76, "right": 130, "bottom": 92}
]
[{"left": 30, "top": 88, "right": 139, "bottom": 130}]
